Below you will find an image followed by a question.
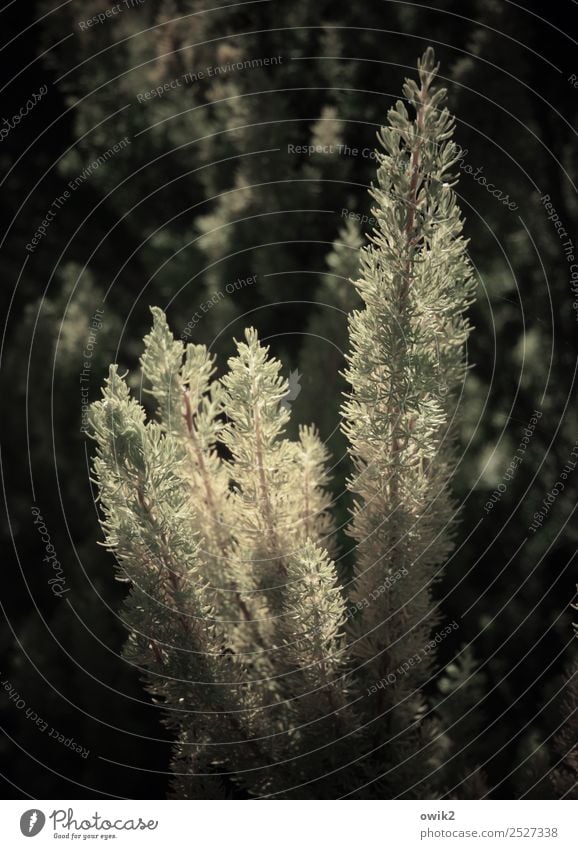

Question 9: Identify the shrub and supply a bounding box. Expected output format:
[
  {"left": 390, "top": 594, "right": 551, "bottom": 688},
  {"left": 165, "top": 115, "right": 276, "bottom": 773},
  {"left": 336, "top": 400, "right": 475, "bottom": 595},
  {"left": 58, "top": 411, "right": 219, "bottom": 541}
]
[{"left": 89, "top": 48, "right": 477, "bottom": 798}]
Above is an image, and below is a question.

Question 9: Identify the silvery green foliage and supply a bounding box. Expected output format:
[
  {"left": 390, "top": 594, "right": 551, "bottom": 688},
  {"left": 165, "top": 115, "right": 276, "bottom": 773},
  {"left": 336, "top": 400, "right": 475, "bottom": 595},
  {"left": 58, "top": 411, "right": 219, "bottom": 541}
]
[
  {"left": 89, "top": 50, "right": 477, "bottom": 798},
  {"left": 342, "top": 47, "right": 476, "bottom": 788},
  {"left": 89, "top": 317, "right": 342, "bottom": 797}
]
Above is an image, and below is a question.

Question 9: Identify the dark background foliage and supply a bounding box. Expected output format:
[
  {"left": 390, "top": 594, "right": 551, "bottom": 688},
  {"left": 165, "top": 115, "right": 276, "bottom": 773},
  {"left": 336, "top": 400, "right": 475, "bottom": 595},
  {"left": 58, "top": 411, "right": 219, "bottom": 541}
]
[{"left": 0, "top": 0, "right": 576, "bottom": 798}]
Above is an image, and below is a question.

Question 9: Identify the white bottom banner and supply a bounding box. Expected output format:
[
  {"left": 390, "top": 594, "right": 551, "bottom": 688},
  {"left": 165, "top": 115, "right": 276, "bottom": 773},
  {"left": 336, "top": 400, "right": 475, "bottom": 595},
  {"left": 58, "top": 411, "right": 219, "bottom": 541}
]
[{"left": 1, "top": 800, "right": 575, "bottom": 848}]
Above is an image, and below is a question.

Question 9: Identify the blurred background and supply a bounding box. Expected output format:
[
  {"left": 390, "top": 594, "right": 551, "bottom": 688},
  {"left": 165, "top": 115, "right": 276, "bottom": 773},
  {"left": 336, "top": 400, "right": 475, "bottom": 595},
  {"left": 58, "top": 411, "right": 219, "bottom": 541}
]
[{"left": 0, "top": 0, "right": 576, "bottom": 798}]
